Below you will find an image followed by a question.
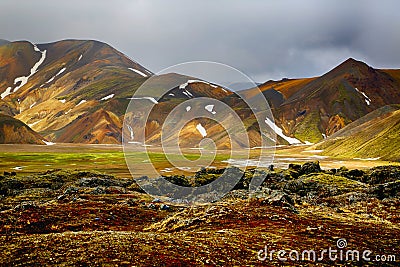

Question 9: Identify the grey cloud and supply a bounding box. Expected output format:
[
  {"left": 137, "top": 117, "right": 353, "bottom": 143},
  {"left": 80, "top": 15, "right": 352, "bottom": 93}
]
[{"left": 0, "top": 0, "right": 399, "bottom": 82}]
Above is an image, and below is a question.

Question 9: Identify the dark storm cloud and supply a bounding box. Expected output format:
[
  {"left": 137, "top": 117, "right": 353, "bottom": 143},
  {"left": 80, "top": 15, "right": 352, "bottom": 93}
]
[{"left": 0, "top": 0, "right": 399, "bottom": 82}]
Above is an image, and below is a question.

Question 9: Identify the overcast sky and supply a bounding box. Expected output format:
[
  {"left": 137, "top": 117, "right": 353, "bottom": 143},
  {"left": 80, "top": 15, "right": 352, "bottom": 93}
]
[{"left": 1, "top": 0, "right": 399, "bottom": 82}]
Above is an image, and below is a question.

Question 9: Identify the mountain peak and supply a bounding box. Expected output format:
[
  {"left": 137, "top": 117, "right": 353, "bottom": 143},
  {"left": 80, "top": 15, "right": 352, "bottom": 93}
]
[
  {"left": 337, "top": 57, "right": 370, "bottom": 69},
  {"left": 344, "top": 57, "right": 359, "bottom": 63},
  {"left": 321, "top": 58, "right": 371, "bottom": 79}
]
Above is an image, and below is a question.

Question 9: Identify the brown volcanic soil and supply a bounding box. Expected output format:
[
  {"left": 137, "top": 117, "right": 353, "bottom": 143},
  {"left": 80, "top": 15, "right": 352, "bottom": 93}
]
[
  {"left": 0, "top": 165, "right": 399, "bottom": 266},
  {"left": 2, "top": 200, "right": 399, "bottom": 266}
]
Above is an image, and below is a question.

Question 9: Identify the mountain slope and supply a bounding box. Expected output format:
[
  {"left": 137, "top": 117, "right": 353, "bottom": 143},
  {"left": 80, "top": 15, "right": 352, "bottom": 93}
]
[
  {"left": 241, "top": 58, "right": 400, "bottom": 144},
  {"left": 0, "top": 39, "right": 152, "bottom": 144},
  {"left": 242, "top": 77, "right": 316, "bottom": 101},
  {"left": 314, "top": 105, "right": 400, "bottom": 161},
  {"left": 122, "top": 75, "right": 272, "bottom": 149},
  {"left": 281, "top": 58, "right": 400, "bottom": 141},
  {"left": 0, "top": 114, "right": 44, "bottom": 144}
]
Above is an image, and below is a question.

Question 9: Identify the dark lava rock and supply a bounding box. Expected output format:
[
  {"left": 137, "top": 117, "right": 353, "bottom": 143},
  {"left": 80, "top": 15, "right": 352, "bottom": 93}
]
[
  {"left": 288, "top": 163, "right": 301, "bottom": 171},
  {"left": 283, "top": 180, "right": 306, "bottom": 194},
  {"left": 64, "top": 187, "right": 79, "bottom": 195},
  {"left": 335, "top": 169, "right": 366, "bottom": 182},
  {"left": 253, "top": 188, "right": 294, "bottom": 207},
  {"left": 369, "top": 180, "right": 400, "bottom": 199},
  {"left": 164, "top": 175, "right": 191, "bottom": 187},
  {"left": 90, "top": 187, "right": 107, "bottom": 195},
  {"left": 221, "top": 189, "right": 249, "bottom": 200},
  {"left": 126, "top": 199, "right": 139, "bottom": 206},
  {"left": 299, "top": 161, "right": 322, "bottom": 175},
  {"left": 283, "top": 175, "right": 343, "bottom": 198},
  {"left": 0, "top": 178, "right": 24, "bottom": 195},
  {"left": 260, "top": 171, "right": 289, "bottom": 189},
  {"left": 14, "top": 201, "right": 38, "bottom": 211},
  {"left": 160, "top": 204, "right": 170, "bottom": 210},
  {"left": 152, "top": 198, "right": 162, "bottom": 203},
  {"left": 364, "top": 166, "right": 400, "bottom": 185},
  {"left": 78, "top": 177, "right": 132, "bottom": 188}
]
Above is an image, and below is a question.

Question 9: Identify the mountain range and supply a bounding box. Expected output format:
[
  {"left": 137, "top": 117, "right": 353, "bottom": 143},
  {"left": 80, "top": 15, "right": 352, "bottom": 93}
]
[{"left": 0, "top": 39, "right": 399, "bottom": 160}]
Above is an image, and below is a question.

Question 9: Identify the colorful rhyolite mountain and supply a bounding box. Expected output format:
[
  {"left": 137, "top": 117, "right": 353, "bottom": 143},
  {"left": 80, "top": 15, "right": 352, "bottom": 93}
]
[
  {"left": 0, "top": 40, "right": 399, "bottom": 149},
  {"left": 242, "top": 58, "right": 400, "bottom": 143},
  {"left": 0, "top": 40, "right": 151, "bottom": 144}
]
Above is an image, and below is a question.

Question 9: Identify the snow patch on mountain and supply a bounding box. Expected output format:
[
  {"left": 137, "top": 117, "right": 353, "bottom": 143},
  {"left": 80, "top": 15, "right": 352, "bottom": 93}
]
[
  {"left": 196, "top": 123, "right": 207, "bottom": 137},
  {"left": 179, "top": 79, "right": 217, "bottom": 89},
  {"left": 45, "top": 76, "right": 55, "bottom": 84},
  {"left": 1, "top": 87, "right": 12, "bottom": 99},
  {"left": 182, "top": 90, "right": 194, "bottom": 98},
  {"left": 128, "top": 97, "right": 158, "bottom": 104},
  {"left": 264, "top": 117, "right": 301, "bottom": 145},
  {"left": 355, "top": 87, "right": 371, "bottom": 106},
  {"left": 56, "top": 67, "right": 66, "bottom": 76},
  {"left": 77, "top": 100, "right": 87, "bottom": 106},
  {"left": 46, "top": 67, "right": 67, "bottom": 84},
  {"left": 179, "top": 79, "right": 220, "bottom": 98},
  {"left": 29, "top": 102, "right": 37, "bottom": 109},
  {"left": 128, "top": 68, "right": 148, "bottom": 77},
  {"left": 127, "top": 125, "right": 134, "bottom": 140},
  {"left": 205, "top": 104, "right": 216, "bottom": 114},
  {"left": 100, "top": 94, "right": 114, "bottom": 101},
  {"left": 12, "top": 44, "right": 47, "bottom": 93},
  {"left": 42, "top": 140, "right": 56, "bottom": 146},
  {"left": 28, "top": 119, "right": 42, "bottom": 127}
]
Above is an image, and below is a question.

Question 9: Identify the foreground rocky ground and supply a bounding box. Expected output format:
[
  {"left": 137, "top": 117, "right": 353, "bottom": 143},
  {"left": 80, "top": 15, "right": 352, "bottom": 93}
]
[{"left": 0, "top": 162, "right": 399, "bottom": 266}]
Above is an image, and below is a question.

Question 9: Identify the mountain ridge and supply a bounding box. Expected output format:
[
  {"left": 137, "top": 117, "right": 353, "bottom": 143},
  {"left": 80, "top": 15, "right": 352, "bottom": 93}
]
[{"left": 0, "top": 39, "right": 399, "bottom": 147}]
